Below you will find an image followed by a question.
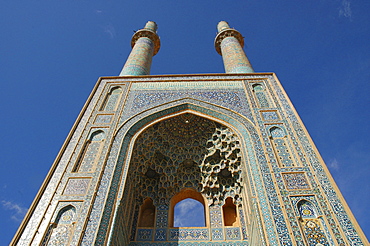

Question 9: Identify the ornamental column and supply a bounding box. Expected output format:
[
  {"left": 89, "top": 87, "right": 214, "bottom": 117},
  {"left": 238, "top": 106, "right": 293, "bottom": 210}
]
[
  {"left": 214, "top": 21, "right": 254, "bottom": 73},
  {"left": 119, "top": 21, "right": 160, "bottom": 76}
]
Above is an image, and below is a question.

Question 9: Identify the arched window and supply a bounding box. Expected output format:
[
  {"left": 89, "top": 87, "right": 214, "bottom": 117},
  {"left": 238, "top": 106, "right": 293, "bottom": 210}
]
[
  {"left": 252, "top": 83, "right": 269, "bottom": 108},
  {"left": 72, "top": 130, "right": 105, "bottom": 173},
  {"left": 269, "top": 126, "right": 285, "bottom": 138},
  {"left": 269, "top": 126, "right": 294, "bottom": 167},
  {"left": 223, "top": 197, "right": 239, "bottom": 226},
  {"left": 41, "top": 205, "right": 76, "bottom": 245},
  {"left": 100, "top": 87, "right": 122, "bottom": 111},
  {"left": 297, "top": 200, "right": 316, "bottom": 219},
  {"left": 138, "top": 198, "right": 156, "bottom": 227},
  {"left": 170, "top": 189, "right": 206, "bottom": 227}
]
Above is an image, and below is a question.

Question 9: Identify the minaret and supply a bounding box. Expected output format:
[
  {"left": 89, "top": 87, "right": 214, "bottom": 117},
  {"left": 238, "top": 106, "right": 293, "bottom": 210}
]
[
  {"left": 119, "top": 21, "right": 160, "bottom": 76},
  {"left": 11, "top": 21, "right": 369, "bottom": 246},
  {"left": 215, "top": 21, "right": 254, "bottom": 73}
]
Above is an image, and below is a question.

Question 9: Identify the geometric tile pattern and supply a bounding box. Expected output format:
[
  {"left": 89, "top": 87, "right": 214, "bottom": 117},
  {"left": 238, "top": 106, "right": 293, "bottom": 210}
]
[
  {"left": 154, "top": 229, "right": 166, "bottom": 241},
  {"left": 120, "top": 37, "right": 155, "bottom": 76},
  {"left": 238, "top": 208, "right": 248, "bottom": 240},
  {"left": 272, "top": 138, "right": 294, "bottom": 167},
  {"left": 225, "top": 227, "right": 241, "bottom": 240},
  {"left": 16, "top": 73, "right": 367, "bottom": 246},
  {"left": 282, "top": 172, "right": 310, "bottom": 190},
  {"left": 63, "top": 178, "right": 90, "bottom": 195},
  {"left": 209, "top": 207, "right": 222, "bottom": 227},
  {"left": 300, "top": 219, "right": 329, "bottom": 245},
  {"left": 129, "top": 242, "right": 248, "bottom": 246},
  {"left": 169, "top": 229, "right": 209, "bottom": 241},
  {"left": 218, "top": 35, "right": 254, "bottom": 73},
  {"left": 211, "top": 228, "right": 223, "bottom": 241},
  {"left": 136, "top": 229, "right": 153, "bottom": 241},
  {"left": 261, "top": 111, "right": 279, "bottom": 121},
  {"left": 97, "top": 98, "right": 281, "bottom": 246},
  {"left": 94, "top": 114, "right": 113, "bottom": 124},
  {"left": 123, "top": 89, "right": 253, "bottom": 125}
]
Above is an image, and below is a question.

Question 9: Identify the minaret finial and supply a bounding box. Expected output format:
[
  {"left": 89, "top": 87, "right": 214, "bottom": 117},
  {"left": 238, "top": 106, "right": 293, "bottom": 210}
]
[
  {"left": 214, "top": 21, "right": 254, "bottom": 73},
  {"left": 119, "top": 21, "right": 160, "bottom": 76}
]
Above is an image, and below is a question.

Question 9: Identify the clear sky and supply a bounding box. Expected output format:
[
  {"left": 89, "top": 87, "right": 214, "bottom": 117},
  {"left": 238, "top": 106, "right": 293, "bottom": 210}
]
[{"left": 1, "top": 0, "right": 369, "bottom": 244}]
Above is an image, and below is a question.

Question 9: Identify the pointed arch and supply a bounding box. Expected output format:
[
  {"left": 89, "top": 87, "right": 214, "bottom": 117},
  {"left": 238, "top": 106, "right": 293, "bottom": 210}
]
[
  {"left": 101, "top": 86, "right": 122, "bottom": 111},
  {"left": 297, "top": 199, "right": 317, "bottom": 219},
  {"left": 101, "top": 100, "right": 269, "bottom": 244},
  {"left": 269, "top": 126, "right": 286, "bottom": 139},
  {"left": 252, "top": 83, "right": 269, "bottom": 108},
  {"left": 268, "top": 125, "right": 294, "bottom": 167},
  {"left": 169, "top": 188, "right": 206, "bottom": 227},
  {"left": 72, "top": 130, "right": 105, "bottom": 173},
  {"left": 223, "top": 197, "right": 239, "bottom": 226},
  {"left": 138, "top": 198, "right": 156, "bottom": 227},
  {"left": 41, "top": 205, "right": 76, "bottom": 245}
]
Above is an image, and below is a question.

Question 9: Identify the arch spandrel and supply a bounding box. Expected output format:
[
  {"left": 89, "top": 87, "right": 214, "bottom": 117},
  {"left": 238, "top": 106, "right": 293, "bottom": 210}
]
[{"left": 84, "top": 100, "right": 281, "bottom": 245}]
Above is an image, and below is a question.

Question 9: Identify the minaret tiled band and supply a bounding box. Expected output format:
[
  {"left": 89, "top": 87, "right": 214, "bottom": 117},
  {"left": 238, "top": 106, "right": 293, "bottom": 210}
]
[
  {"left": 119, "top": 21, "right": 160, "bottom": 76},
  {"left": 215, "top": 21, "right": 254, "bottom": 73}
]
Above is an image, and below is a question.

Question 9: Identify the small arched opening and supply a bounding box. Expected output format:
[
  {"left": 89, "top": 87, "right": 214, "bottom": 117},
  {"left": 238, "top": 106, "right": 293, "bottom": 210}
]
[
  {"left": 223, "top": 197, "right": 239, "bottom": 226},
  {"left": 138, "top": 198, "right": 156, "bottom": 227},
  {"left": 170, "top": 189, "right": 206, "bottom": 227}
]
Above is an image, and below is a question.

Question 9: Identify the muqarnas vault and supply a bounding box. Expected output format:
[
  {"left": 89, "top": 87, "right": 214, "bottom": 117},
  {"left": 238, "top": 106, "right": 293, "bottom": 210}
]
[{"left": 12, "top": 21, "right": 368, "bottom": 245}]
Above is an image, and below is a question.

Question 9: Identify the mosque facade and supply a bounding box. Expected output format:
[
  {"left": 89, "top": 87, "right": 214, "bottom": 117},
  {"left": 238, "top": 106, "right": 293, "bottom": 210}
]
[{"left": 11, "top": 21, "right": 368, "bottom": 245}]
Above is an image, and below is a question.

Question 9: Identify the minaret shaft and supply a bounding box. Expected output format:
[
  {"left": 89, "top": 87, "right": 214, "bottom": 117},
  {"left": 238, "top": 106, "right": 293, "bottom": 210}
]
[
  {"left": 120, "top": 37, "right": 154, "bottom": 76},
  {"left": 120, "top": 21, "right": 160, "bottom": 76},
  {"left": 215, "top": 21, "right": 254, "bottom": 73}
]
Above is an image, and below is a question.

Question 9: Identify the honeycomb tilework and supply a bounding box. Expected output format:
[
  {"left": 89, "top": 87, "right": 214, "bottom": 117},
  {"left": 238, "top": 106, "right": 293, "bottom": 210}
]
[
  {"left": 125, "top": 114, "right": 219, "bottom": 206},
  {"left": 88, "top": 101, "right": 279, "bottom": 245},
  {"left": 199, "top": 126, "right": 243, "bottom": 206}
]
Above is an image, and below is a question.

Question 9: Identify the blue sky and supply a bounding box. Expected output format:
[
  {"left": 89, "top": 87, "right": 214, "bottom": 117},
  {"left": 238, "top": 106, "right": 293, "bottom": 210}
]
[
  {"left": 0, "top": 0, "right": 369, "bottom": 244},
  {"left": 174, "top": 199, "right": 205, "bottom": 227}
]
